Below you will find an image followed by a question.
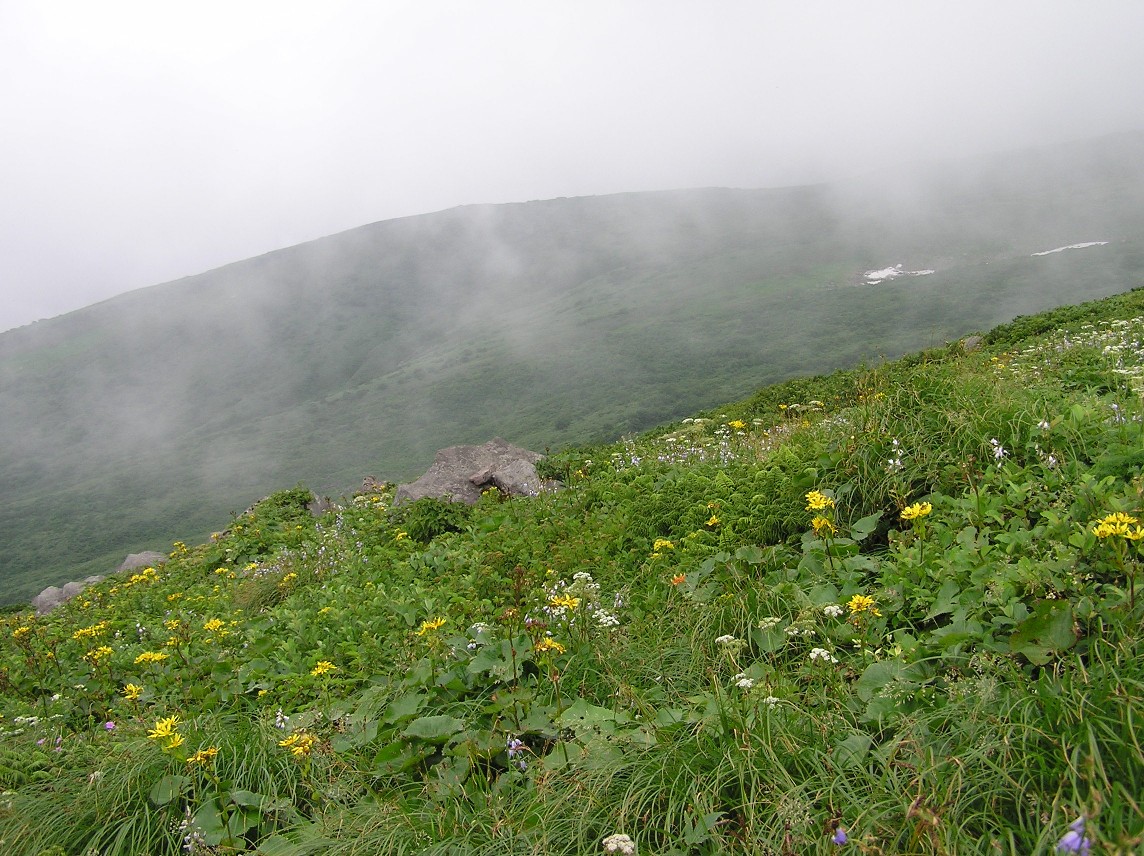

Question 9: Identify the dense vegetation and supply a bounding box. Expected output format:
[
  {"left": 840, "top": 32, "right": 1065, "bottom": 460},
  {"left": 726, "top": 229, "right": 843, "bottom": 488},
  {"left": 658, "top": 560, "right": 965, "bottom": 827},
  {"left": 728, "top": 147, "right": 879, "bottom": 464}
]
[
  {"left": 1, "top": 287, "right": 1142, "bottom": 854},
  {"left": 3, "top": 131, "right": 1144, "bottom": 603}
]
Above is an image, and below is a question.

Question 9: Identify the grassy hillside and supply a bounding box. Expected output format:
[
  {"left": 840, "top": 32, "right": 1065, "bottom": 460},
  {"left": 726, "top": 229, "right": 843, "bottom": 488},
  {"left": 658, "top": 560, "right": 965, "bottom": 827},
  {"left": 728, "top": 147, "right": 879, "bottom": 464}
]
[
  {"left": 2, "top": 132, "right": 1144, "bottom": 603},
  {"left": 0, "top": 287, "right": 1141, "bottom": 853}
]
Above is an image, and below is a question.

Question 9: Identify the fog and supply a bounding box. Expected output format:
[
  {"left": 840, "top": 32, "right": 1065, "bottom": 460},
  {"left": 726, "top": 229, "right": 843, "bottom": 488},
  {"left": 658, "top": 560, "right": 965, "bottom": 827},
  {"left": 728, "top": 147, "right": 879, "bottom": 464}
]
[{"left": 2, "top": 1, "right": 1143, "bottom": 332}]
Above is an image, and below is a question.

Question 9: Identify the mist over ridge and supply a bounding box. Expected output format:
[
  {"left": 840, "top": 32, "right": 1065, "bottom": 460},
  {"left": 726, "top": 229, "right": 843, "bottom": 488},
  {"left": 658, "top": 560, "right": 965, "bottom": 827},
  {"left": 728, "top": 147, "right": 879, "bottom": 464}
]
[{"left": 2, "top": 131, "right": 1144, "bottom": 603}]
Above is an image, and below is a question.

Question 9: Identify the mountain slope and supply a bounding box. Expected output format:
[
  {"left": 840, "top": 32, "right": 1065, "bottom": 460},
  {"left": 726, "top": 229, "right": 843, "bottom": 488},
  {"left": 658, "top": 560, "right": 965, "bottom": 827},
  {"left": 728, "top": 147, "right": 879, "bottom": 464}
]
[{"left": 2, "top": 132, "right": 1144, "bottom": 603}]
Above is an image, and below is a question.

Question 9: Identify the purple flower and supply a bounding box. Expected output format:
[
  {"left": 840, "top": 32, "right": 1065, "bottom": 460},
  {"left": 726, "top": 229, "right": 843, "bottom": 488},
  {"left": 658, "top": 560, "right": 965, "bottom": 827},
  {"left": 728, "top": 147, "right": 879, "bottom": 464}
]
[
  {"left": 104, "top": 721, "right": 116, "bottom": 731},
  {"left": 506, "top": 737, "right": 524, "bottom": 759},
  {"left": 832, "top": 827, "right": 848, "bottom": 845},
  {"left": 1056, "top": 817, "right": 1092, "bottom": 854}
]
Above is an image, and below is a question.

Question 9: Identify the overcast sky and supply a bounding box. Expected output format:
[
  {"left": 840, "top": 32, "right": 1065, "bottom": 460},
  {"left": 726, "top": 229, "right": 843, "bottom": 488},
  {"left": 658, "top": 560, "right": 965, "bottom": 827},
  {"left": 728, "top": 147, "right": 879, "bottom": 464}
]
[{"left": 2, "top": 1, "right": 1142, "bottom": 333}]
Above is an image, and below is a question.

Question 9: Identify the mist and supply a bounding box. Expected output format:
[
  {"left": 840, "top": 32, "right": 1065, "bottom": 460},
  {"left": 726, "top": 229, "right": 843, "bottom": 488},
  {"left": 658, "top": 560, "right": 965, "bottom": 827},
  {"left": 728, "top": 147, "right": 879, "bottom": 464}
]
[{"left": 3, "top": 1, "right": 1144, "bottom": 332}]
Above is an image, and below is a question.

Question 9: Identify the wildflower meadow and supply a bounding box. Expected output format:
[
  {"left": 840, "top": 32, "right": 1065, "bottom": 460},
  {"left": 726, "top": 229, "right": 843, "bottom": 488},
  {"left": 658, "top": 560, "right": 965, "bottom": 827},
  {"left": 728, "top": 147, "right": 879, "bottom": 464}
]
[{"left": 2, "top": 288, "right": 1143, "bottom": 853}]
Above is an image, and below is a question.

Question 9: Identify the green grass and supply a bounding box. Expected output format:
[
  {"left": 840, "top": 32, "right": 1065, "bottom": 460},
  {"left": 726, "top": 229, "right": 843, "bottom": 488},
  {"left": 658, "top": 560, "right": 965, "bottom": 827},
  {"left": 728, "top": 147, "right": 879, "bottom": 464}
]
[{"left": 0, "top": 287, "right": 1141, "bottom": 853}]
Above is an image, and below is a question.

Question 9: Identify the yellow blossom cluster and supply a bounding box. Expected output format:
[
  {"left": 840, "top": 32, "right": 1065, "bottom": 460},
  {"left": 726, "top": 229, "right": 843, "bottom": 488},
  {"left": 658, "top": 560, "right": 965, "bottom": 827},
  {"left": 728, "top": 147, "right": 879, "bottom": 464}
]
[
  {"left": 310, "top": 660, "right": 338, "bottom": 677},
  {"left": 901, "top": 502, "right": 933, "bottom": 521},
  {"left": 72, "top": 620, "right": 110, "bottom": 641},
  {"left": 548, "top": 593, "right": 581, "bottom": 611},
  {"left": 187, "top": 746, "right": 219, "bottom": 766},
  {"left": 811, "top": 516, "right": 836, "bottom": 537},
  {"left": 534, "top": 637, "right": 566, "bottom": 655},
  {"left": 83, "top": 645, "right": 114, "bottom": 664},
  {"left": 126, "top": 567, "right": 159, "bottom": 587},
  {"left": 417, "top": 617, "right": 447, "bottom": 636},
  {"left": 147, "top": 715, "right": 185, "bottom": 752},
  {"left": 847, "top": 594, "right": 881, "bottom": 618},
  {"left": 122, "top": 683, "right": 143, "bottom": 701},
  {"left": 202, "top": 618, "right": 226, "bottom": 633},
  {"left": 134, "top": 650, "right": 170, "bottom": 666},
  {"left": 805, "top": 491, "right": 835, "bottom": 512},
  {"left": 1091, "top": 512, "right": 1144, "bottom": 540},
  {"left": 279, "top": 731, "right": 318, "bottom": 757}
]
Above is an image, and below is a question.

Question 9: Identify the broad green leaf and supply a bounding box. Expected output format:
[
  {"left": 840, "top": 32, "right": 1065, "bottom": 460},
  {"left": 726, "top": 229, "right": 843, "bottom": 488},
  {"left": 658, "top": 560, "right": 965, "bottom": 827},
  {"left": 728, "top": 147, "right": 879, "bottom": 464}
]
[
  {"left": 402, "top": 714, "right": 466, "bottom": 742},
  {"left": 148, "top": 774, "right": 190, "bottom": 806}
]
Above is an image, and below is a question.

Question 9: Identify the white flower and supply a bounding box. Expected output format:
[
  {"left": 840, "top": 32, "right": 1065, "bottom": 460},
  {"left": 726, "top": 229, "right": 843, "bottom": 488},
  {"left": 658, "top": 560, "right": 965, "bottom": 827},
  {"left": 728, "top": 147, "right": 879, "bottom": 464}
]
[
  {"left": 1037, "top": 420, "right": 1051, "bottom": 430},
  {"left": 990, "top": 438, "right": 1006, "bottom": 461},
  {"left": 602, "top": 832, "right": 637, "bottom": 854},
  {"left": 757, "top": 617, "right": 781, "bottom": 631},
  {"left": 762, "top": 696, "right": 781, "bottom": 706},
  {"left": 714, "top": 634, "right": 737, "bottom": 645},
  {"left": 823, "top": 604, "right": 844, "bottom": 618},
  {"left": 736, "top": 676, "right": 755, "bottom": 690},
  {"left": 809, "top": 647, "right": 838, "bottom": 664}
]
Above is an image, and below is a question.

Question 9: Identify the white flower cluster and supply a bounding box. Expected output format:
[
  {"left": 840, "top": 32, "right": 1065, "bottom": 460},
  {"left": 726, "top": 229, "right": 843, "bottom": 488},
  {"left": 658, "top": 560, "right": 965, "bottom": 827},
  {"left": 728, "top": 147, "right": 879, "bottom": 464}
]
[
  {"left": 714, "top": 634, "right": 737, "bottom": 645},
  {"left": 809, "top": 648, "right": 838, "bottom": 664},
  {"left": 602, "top": 832, "right": 637, "bottom": 855}
]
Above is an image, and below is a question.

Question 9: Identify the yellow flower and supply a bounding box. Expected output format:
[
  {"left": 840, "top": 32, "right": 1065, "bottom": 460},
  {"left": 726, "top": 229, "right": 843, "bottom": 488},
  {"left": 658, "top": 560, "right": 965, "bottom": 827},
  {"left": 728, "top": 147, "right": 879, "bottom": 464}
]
[
  {"left": 72, "top": 620, "right": 110, "bottom": 641},
  {"left": 310, "top": 660, "right": 338, "bottom": 677},
  {"left": 394, "top": 530, "right": 409, "bottom": 541},
  {"left": 847, "top": 594, "right": 881, "bottom": 617},
  {"left": 164, "top": 733, "right": 186, "bottom": 751},
  {"left": 534, "top": 637, "right": 566, "bottom": 655},
  {"left": 134, "top": 651, "right": 170, "bottom": 666},
  {"left": 12, "top": 626, "right": 32, "bottom": 640},
  {"left": 727, "top": 419, "right": 747, "bottom": 431},
  {"left": 1092, "top": 511, "right": 1140, "bottom": 538},
  {"left": 706, "top": 514, "right": 720, "bottom": 527},
  {"left": 417, "top": 617, "right": 447, "bottom": 636},
  {"left": 123, "top": 683, "right": 143, "bottom": 701},
  {"left": 164, "top": 619, "right": 181, "bottom": 631},
  {"left": 147, "top": 715, "right": 181, "bottom": 741},
  {"left": 84, "top": 645, "right": 113, "bottom": 664},
  {"left": 202, "top": 618, "right": 225, "bottom": 633},
  {"left": 279, "top": 732, "right": 318, "bottom": 757},
  {"left": 805, "top": 490, "right": 835, "bottom": 512},
  {"left": 811, "top": 516, "right": 836, "bottom": 537},
  {"left": 901, "top": 502, "right": 933, "bottom": 521},
  {"left": 652, "top": 538, "right": 675, "bottom": 552},
  {"left": 548, "top": 593, "right": 581, "bottom": 611},
  {"left": 187, "top": 746, "right": 219, "bottom": 766}
]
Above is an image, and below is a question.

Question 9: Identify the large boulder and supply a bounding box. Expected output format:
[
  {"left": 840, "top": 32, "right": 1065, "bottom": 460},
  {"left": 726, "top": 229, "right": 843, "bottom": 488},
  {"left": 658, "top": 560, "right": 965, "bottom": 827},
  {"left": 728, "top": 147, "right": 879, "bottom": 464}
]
[
  {"left": 117, "top": 551, "right": 167, "bottom": 573},
  {"left": 31, "top": 586, "right": 65, "bottom": 615},
  {"left": 395, "top": 438, "right": 550, "bottom": 505}
]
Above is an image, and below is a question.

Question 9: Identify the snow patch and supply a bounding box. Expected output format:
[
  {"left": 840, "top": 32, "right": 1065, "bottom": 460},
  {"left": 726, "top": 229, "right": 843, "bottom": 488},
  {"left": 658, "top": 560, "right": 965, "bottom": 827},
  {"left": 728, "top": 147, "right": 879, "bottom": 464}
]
[
  {"left": 864, "top": 264, "right": 936, "bottom": 284},
  {"left": 1031, "top": 241, "right": 1109, "bottom": 256}
]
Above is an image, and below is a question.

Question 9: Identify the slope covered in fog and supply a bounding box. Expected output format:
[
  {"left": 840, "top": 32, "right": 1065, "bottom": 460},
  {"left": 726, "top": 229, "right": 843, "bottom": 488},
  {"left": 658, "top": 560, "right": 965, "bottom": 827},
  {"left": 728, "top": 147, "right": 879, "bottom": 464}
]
[{"left": 1, "top": 132, "right": 1143, "bottom": 603}]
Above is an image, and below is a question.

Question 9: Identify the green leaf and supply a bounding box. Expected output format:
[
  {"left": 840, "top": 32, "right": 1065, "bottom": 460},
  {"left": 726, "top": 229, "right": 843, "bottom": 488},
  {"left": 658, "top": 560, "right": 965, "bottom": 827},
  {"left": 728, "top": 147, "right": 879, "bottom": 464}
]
[
  {"left": 148, "top": 774, "right": 190, "bottom": 806},
  {"left": 850, "top": 511, "right": 883, "bottom": 541},
  {"left": 1010, "top": 601, "right": 1075, "bottom": 665},
  {"left": 402, "top": 714, "right": 466, "bottom": 742},
  {"left": 832, "top": 733, "right": 873, "bottom": 769},
  {"left": 855, "top": 660, "right": 904, "bottom": 702},
  {"left": 383, "top": 692, "right": 427, "bottom": 724}
]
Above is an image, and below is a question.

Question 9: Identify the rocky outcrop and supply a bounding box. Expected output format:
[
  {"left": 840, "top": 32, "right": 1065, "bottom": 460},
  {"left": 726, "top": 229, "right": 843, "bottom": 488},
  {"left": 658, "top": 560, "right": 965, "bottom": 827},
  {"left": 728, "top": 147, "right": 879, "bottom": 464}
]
[
  {"left": 395, "top": 438, "right": 553, "bottom": 505},
  {"left": 32, "top": 554, "right": 164, "bottom": 614},
  {"left": 117, "top": 551, "right": 167, "bottom": 573}
]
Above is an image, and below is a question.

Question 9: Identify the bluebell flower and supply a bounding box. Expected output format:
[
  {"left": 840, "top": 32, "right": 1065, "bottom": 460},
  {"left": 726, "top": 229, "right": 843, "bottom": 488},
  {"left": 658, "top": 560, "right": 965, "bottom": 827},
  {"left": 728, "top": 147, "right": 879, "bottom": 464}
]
[
  {"left": 1056, "top": 817, "right": 1092, "bottom": 854},
  {"left": 832, "top": 827, "right": 848, "bottom": 845}
]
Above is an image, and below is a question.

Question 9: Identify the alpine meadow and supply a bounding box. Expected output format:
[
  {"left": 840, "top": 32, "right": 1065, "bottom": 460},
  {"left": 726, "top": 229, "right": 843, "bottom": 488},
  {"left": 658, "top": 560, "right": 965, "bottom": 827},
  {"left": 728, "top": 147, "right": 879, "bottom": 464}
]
[{"left": 0, "top": 133, "right": 1142, "bottom": 853}]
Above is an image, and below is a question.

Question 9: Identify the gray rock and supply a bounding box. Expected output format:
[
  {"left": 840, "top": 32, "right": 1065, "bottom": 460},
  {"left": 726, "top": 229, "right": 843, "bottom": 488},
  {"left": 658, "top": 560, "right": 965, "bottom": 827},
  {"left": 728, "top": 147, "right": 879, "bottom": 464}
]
[
  {"left": 395, "top": 438, "right": 549, "bottom": 505},
  {"left": 61, "top": 581, "right": 86, "bottom": 600},
  {"left": 117, "top": 551, "right": 166, "bottom": 573},
  {"left": 31, "top": 586, "right": 64, "bottom": 616}
]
